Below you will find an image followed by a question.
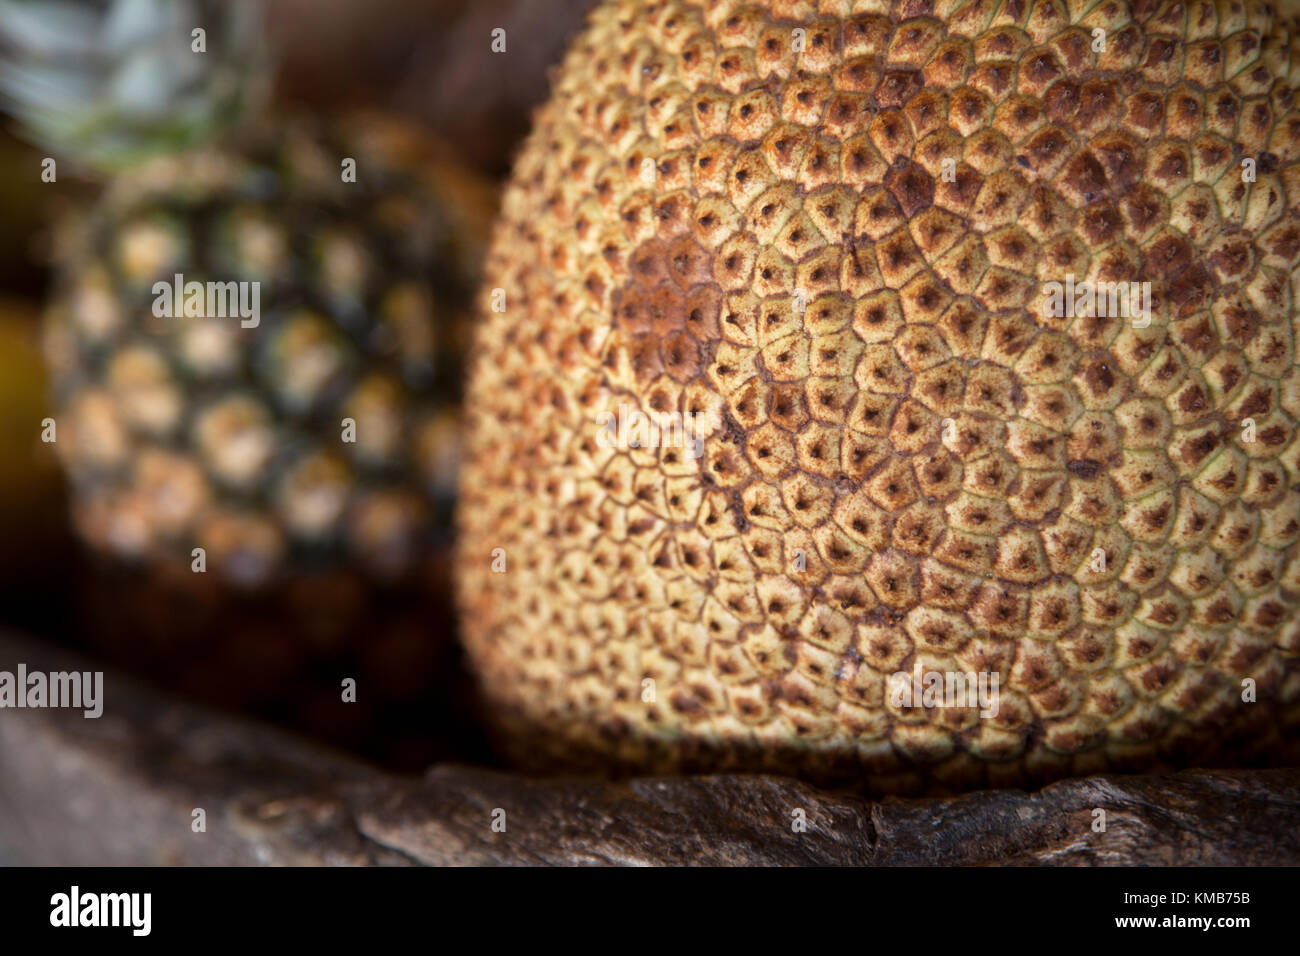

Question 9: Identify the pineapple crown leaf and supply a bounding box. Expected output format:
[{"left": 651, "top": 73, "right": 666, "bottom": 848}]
[{"left": 0, "top": 0, "right": 270, "bottom": 172}]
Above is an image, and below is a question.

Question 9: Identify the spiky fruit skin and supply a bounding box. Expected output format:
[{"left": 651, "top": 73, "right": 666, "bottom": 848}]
[
  {"left": 45, "top": 113, "right": 492, "bottom": 768},
  {"left": 458, "top": 0, "right": 1300, "bottom": 791}
]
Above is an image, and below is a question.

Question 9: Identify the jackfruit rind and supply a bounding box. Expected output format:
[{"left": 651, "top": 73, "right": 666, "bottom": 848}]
[{"left": 457, "top": 0, "right": 1300, "bottom": 791}]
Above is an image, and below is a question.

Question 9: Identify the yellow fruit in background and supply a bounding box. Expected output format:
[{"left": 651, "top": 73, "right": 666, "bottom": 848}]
[{"left": 457, "top": 0, "right": 1300, "bottom": 791}]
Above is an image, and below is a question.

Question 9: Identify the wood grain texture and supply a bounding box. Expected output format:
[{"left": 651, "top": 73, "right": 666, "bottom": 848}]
[{"left": 0, "top": 631, "right": 1296, "bottom": 866}]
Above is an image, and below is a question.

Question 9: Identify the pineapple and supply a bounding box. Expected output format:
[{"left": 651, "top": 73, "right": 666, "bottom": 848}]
[
  {"left": 44, "top": 116, "right": 483, "bottom": 584},
  {"left": 2, "top": 0, "right": 493, "bottom": 767}
]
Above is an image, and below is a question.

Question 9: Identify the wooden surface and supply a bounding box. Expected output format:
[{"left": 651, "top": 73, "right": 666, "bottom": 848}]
[{"left": 0, "top": 631, "right": 1297, "bottom": 866}]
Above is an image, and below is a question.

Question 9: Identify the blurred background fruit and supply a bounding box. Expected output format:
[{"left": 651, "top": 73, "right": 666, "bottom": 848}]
[
  {"left": 42, "top": 112, "right": 494, "bottom": 767},
  {"left": 0, "top": 0, "right": 595, "bottom": 769}
]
